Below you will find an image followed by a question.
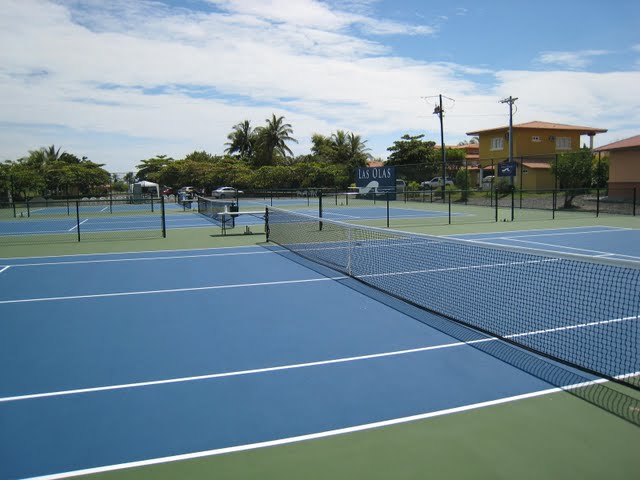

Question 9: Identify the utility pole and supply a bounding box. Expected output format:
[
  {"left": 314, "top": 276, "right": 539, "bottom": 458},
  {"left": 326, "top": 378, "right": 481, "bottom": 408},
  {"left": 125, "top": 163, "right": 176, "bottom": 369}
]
[
  {"left": 434, "top": 94, "right": 447, "bottom": 201},
  {"left": 500, "top": 96, "right": 518, "bottom": 185}
]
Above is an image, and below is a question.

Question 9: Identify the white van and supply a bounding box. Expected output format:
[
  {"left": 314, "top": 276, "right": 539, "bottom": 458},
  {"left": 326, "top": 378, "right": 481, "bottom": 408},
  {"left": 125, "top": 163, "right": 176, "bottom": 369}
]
[{"left": 396, "top": 179, "right": 406, "bottom": 192}]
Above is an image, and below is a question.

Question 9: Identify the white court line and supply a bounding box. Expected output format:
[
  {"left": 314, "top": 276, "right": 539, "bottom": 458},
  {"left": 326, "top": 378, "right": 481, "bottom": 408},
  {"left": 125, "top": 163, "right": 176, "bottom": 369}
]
[
  {"left": 323, "top": 211, "right": 360, "bottom": 219},
  {"left": 100, "top": 206, "right": 109, "bottom": 212},
  {"left": 67, "top": 219, "right": 88, "bottom": 232},
  {"left": 0, "top": 266, "right": 10, "bottom": 274},
  {"left": 0, "top": 244, "right": 264, "bottom": 262},
  {"left": 0, "top": 338, "right": 494, "bottom": 403},
  {"left": 445, "top": 225, "right": 631, "bottom": 239},
  {"left": 3, "top": 313, "right": 636, "bottom": 404},
  {"left": 9, "top": 250, "right": 276, "bottom": 268},
  {"left": 21, "top": 378, "right": 614, "bottom": 480},
  {"left": 0, "top": 276, "right": 347, "bottom": 305},
  {"left": 504, "top": 237, "right": 640, "bottom": 261}
]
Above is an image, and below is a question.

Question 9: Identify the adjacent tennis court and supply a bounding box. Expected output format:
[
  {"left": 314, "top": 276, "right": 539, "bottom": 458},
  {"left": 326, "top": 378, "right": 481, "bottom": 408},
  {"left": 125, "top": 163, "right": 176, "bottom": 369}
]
[{"left": 1, "top": 218, "right": 639, "bottom": 479}]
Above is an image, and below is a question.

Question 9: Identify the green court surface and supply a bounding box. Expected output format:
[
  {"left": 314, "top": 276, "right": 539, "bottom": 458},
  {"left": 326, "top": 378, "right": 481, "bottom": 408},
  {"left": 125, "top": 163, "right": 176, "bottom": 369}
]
[
  {"left": 2, "top": 210, "right": 639, "bottom": 480},
  {"left": 80, "top": 390, "right": 640, "bottom": 480}
]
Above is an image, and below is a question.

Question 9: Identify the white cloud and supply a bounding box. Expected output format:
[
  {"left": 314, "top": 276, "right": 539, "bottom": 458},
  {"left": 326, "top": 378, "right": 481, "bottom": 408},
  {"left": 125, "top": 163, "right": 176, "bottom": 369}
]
[
  {"left": 631, "top": 44, "right": 640, "bottom": 52},
  {"left": 535, "top": 50, "right": 610, "bottom": 69},
  {"left": 0, "top": 1, "right": 638, "bottom": 170}
]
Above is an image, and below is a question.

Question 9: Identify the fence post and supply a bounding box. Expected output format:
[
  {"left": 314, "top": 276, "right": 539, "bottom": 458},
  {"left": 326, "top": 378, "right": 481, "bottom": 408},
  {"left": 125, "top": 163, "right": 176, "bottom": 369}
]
[
  {"left": 494, "top": 188, "right": 498, "bottom": 222},
  {"left": 511, "top": 187, "right": 515, "bottom": 222},
  {"left": 12, "top": 201, "right": 16, "bottom": 218},
  {"left": 596, "top": 188, "right": 600, "bottom": 217},
  {"left": 552, "top": 189, "right": 556, "bottom": 220},
  {"left": 26, "top": 199, "right": 31, "bottom": 218},
  {"left": 448, "top": 191, "right": 452, "bottom": 225},
  {"left": 386, "top": 192, "right": 390, "bottom": 228},
  {"left": 318, "top": 191, "right": 323, "bottom": 231},
  {"left": 76, "top": 201, "right": 81, "bottom": 242},
  {"left": 161, "top": 195, "right": 166, "bottom": 238},
  {"left": 633, "top": 187, "right": 637, "bottom": 216}
]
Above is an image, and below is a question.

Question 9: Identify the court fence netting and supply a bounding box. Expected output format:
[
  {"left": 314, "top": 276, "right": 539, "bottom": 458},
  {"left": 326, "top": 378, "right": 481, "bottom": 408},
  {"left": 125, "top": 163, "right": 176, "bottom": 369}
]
[
  {"left": 265, "top": 206, "right": 640, "bottom": 426},
  {"left": 0, "top": 197, "right": 167, "bottom": 245}
]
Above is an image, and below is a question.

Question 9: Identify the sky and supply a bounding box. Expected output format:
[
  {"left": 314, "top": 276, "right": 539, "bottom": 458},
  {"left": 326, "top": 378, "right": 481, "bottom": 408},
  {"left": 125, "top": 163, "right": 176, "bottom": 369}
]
[{"left": 1, "top": 0, "right": 639, "bottom": 173}]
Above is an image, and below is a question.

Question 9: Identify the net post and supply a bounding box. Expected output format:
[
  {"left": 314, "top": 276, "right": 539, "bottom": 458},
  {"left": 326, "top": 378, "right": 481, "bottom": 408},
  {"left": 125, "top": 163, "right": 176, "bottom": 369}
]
[
  {"left": 318, "top": 191, "right": 323, "bottom": 231},
  {"left": 75, "top": 201, "right": 81, "bottom": 242},
  {"left": 386, "top": 191, "right": 390, "bottom": 228},
  {"left": 448, "top": 191, "right": 451, "bottom": 224},
  {"left": 161, "top": 195, "right": 166, "bottom": 238},
  {"left": 494, "top": 187, "right": 498, "bottom": 222},
  {"left": 151, "top": 195, "right": 154, "bottom": 213},
  {"left": 596, "top": 188, "right": 600, "bottom": 217},
  {"left": 67, "top": 197, "right": 70, "bottom": 216},
  {"left": 552, "top": 189, "right": 556, "bottom": 219},
  {"left": 265, "top": 208, "right": 270, "bottom": 241}
]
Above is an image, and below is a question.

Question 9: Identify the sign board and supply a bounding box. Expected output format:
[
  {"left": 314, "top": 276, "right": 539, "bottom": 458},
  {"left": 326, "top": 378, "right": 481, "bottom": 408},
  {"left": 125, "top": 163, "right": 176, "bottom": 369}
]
[
  {"left": 356, "top": 166, "right": 396, "bottom": 199},
  {"left": 497, "top": 162, "right": 517, "bottom": 177}
]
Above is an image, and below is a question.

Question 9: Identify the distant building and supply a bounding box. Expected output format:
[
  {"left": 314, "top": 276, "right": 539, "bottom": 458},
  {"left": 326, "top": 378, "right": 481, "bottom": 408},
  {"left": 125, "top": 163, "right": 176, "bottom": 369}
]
[
  {"left": 466, "top": 121, "right": 608, "bottom": 190},
  {"left": 595, "top": 135, "right": 640, "bottom": 199}
]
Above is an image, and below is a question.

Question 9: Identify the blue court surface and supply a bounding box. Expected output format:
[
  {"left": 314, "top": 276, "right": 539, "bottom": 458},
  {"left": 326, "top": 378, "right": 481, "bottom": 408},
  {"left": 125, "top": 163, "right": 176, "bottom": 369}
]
[
  {"left": 0, "top": 242, "right": 592, "bottom": 480},
  {"left": 23, "top": 203, "right": 185, "bottom": 216},
  {"left": 0, "top": 212, "right": 218, "bottom": 237},
  {"left": 450, "top": 225, "right": 640, "bottom": 262}
]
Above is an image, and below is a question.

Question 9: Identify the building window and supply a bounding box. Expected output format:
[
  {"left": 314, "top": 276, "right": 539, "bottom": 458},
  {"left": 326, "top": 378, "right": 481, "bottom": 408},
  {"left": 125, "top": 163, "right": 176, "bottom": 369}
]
[
  {"left": 556, "top": 137, "right": 571, "bottom": 150},
  {"left": 490, "top": 137, "right": 504, "bottom": 151},
  {"left": 531, "top": 136, "right": 541, "bottom": 142}
]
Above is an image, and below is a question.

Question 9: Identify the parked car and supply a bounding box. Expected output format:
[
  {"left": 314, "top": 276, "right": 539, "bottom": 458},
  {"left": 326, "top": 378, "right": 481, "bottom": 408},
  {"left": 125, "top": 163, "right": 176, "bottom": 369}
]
[
  {"left": 211, "top": 186, "right": 243, "bottom": 199},
  {"left": 421, "top": 177, "right": 454, "bottom": 189},
  {"left": 161, "top": 187, "right": 175, "bottom": 196}
]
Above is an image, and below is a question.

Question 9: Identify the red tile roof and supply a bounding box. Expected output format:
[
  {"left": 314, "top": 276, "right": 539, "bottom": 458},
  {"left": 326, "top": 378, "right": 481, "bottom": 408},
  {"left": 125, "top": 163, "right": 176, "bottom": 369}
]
[
  {"left": 467, "top": 121, "right": 607, "bottom": 136},
  {"left": 367, "top": 160, "right": 385, "bottom": 167},
  {"left": 594, "top": 135, "right": 640, "bottom": 152}
]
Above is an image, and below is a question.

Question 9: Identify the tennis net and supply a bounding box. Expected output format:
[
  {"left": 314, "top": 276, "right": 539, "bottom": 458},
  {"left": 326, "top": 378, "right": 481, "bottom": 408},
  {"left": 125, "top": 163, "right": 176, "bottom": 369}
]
[
  {"left": 197, "top": 196, "right": 236, "bottom": 228},
  {"left": 266, "top": 207, "right": 640, "bottom": 390}
]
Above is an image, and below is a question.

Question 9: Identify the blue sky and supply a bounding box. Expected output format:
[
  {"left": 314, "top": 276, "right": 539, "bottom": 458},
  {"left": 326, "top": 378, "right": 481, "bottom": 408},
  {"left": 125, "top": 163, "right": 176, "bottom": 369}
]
[{"left": 1, "top": 0, "right": 639, "bottom": 172}]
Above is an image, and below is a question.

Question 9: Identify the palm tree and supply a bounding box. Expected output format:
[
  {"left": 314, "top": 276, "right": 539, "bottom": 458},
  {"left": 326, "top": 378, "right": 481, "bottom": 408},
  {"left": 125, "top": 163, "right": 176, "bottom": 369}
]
[
  {"left": 346, "top": 132, "right": 371, "bottom": 169},
  {"left": 225, "top": 120, "right": 255, "bottom": 160},
  {"left": 254, "top": 114, "right": 298, "bottom": 166}
]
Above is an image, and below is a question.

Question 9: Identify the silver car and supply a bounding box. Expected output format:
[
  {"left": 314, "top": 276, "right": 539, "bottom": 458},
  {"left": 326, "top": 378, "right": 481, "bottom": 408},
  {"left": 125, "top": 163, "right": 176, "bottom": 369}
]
[{"left": 211, "top": 186, "right": 243, "bottom": 198}]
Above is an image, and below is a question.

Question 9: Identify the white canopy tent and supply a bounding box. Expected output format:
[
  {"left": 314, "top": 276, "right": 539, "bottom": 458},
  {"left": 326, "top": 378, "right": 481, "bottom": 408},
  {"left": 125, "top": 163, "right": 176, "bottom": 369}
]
[{"left": 130, "top": 180, "right": 159, "bottom": 197}]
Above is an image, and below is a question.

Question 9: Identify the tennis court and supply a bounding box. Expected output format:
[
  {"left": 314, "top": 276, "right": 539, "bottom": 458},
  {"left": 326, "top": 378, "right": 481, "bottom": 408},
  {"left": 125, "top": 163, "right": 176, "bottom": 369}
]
[{"left": 1, "top": 215, "right": 639, "bottom": 479}]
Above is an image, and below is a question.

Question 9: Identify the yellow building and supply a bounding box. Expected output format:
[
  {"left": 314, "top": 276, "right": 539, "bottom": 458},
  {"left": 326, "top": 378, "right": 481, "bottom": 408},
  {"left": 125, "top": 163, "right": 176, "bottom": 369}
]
[
  {"left": 466, "top": 121, "right": 607, "bottom": 190},
  {"left": 595, "top": 134, "right": 640, "bottom": 199}
]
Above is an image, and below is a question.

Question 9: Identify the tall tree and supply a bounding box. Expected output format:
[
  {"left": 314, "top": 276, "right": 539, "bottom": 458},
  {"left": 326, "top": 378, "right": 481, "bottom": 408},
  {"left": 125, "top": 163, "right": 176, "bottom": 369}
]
[
  {"left": 253, "top": 114, "right": 298, "bottom": 166},
  {"left": 386, "top": 134, "right": 438, "bottom": 181},
  {"left": 136, "top": 155, "right": 173, "bottom": 181},
  {"left": 225, "top": 120, "right": 255, "bottom": 160},
  {"left": 552, "top": 147, "right": 594, "bottom": 208}
]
